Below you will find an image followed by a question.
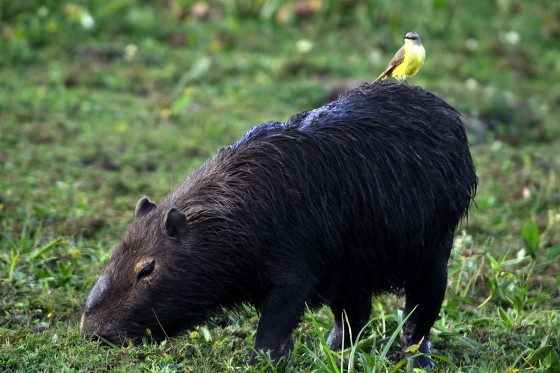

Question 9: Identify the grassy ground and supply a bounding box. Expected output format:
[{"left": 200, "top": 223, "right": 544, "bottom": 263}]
[{"left": 1, "top": 1, "right": 559, "bottom": 371}]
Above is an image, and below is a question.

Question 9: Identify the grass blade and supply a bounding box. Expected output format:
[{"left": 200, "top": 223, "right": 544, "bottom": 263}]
[{"left": 30, "top": 238, "right": 61, "bottom": 260}]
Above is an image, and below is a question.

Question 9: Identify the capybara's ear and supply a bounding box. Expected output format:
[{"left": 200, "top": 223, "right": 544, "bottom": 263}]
[
  {"left": 135, "top": 197, "right": 157, "bottom": 218},
  {"left": 164, "top": 208, "right": 188, "bottom": 238}
]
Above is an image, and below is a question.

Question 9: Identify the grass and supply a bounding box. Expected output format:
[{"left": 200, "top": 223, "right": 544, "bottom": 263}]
[{"left": 1, "top": 1, "right": 559, "bottom": 371}]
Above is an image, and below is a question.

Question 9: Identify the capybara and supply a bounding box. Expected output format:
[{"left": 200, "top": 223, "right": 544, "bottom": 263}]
[{"left": 81, "top": 82, "right": 477, "bottom": 367}]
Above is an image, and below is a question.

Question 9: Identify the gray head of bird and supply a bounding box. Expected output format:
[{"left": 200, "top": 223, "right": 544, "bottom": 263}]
[{"left": 404, "top": 32, "right": 422, "bottom": 46}]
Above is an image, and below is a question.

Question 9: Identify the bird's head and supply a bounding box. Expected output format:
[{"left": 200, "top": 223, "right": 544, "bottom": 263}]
[{"left": 404, "top": 32, "right": 422, "bottom": 46}]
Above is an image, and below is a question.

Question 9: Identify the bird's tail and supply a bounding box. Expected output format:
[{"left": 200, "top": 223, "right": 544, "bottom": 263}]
[{"left": 373, "top": 70, "right": 389, "bottom": 83}]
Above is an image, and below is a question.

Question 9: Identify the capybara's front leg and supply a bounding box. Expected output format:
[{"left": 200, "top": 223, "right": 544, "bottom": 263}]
[{"left": 248, "top": 289, "right": 307, "bottom": 364}]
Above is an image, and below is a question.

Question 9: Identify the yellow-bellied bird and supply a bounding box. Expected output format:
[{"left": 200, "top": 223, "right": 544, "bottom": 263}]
[{"left": 373, "top": 32, "right": 425, "bottom": 83}]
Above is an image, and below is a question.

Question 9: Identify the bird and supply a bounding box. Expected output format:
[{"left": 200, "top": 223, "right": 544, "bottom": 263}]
[{"left": 373, "top": 32, "right": 425, "bottom": 83}]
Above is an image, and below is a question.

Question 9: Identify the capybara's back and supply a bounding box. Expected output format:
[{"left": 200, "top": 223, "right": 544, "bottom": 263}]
[{"left": 81, "top": 82, "right": 477, "bottom": 368}]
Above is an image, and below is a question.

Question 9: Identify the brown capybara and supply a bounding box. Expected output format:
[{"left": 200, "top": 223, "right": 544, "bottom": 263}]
[{"left": 81, "top": 82, "right": 477, "bottom": 367}]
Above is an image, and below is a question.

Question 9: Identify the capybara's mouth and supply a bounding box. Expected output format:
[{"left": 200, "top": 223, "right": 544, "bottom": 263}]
[{"left": 82, "top": 329, "right": 139, "bottom": 347}]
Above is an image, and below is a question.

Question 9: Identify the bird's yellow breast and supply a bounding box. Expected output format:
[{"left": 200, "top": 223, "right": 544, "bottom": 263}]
[{"left": 392, "top": 44, "right": 425, "bottom": 79}]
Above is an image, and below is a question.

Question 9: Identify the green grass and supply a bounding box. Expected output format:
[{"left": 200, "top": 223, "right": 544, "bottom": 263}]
[{"left": 1, "top": 1, "right": 559, "bottom": 371}]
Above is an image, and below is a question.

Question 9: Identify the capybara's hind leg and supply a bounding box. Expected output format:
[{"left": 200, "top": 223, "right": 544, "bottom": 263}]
[
  {"left": 327, "top": 293, "right": 372, "bottom": 350},
  {"left": 402, "top": 230, "right": 454, "bottom": 368}
]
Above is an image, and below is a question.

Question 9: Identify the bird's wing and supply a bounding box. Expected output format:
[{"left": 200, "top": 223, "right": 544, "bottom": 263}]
[{"left": 373, "top": 46, "right": 406, "bottom": 83}]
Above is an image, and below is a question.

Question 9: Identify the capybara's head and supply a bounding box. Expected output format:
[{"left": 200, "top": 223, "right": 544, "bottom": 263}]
[{"left": 80, "top": 197, "right": 209, "bottom": 344}]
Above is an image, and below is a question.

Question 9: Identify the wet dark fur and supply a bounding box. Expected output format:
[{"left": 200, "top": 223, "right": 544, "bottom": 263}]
[{"left": 81, "top": 82, "right": 477, "bottom": 366}]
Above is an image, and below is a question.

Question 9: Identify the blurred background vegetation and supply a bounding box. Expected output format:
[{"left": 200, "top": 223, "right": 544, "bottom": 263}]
[
  {"left": 1, "top": 0, "right": 559, "bottom": 371},
  {"left": 2, "top": 0, "right": 559, "bottom": 141}
]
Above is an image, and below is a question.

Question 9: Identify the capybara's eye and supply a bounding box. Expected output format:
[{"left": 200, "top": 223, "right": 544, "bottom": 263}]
[{"left": 137, "top": 259, "right": 155, "bottom": 281}]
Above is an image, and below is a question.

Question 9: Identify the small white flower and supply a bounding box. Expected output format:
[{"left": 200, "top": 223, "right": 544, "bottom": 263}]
[
  {"left": 38, "top": 6, "right": 49, "bottom": 17},
  {"left": 465, "top": 38, "right": 478, "bottom": 51},
  {"left": 500, "top": 31, "right": 520, "bottom": 45},
  {"left": 81, "top": 13, "right": 95, "bottom": 29},
  {"left": 465, "top": 79, "right": 478, "bottom": 90},
  {"left": 124, "top": 44, "right": 138, "bottom": 62},
  {"left": 296, "top": 39, "right": 313, "bottom": 54}
]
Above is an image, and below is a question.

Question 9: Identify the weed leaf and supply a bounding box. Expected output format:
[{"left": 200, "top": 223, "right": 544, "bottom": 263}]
[{"left": 522, "top": 218, "right": 539, "bottom": 259}]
